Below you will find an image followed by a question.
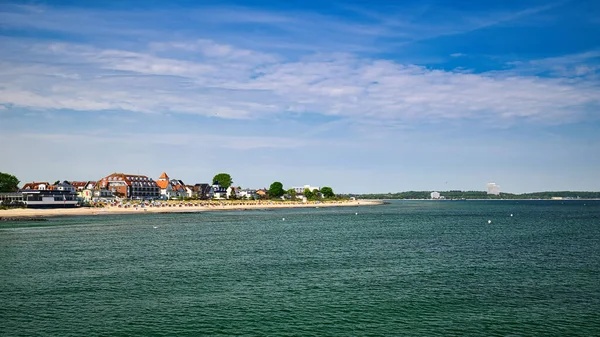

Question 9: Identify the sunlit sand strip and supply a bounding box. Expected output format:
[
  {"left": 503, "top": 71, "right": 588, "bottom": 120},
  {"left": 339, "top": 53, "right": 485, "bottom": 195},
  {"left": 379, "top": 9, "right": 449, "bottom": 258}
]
[{"left": 0, "top": 200, "right": 383, "bottom": 219}]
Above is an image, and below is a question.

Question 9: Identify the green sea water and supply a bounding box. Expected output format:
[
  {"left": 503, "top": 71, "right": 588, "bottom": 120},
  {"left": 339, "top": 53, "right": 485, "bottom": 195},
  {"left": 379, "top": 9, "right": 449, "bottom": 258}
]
[{"left": 1, "top": 200, "right": 599, "bottom": 336}]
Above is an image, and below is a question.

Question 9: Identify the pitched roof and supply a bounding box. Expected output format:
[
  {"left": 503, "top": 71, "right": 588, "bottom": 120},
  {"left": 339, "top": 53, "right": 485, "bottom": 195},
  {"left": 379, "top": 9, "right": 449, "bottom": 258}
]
[
  {"left": 170, "top": 180, "right": 186, "bottom": 191},
  {"left": 159, "top": 172, "right": 169, "bottom": 180},
  {"left": 21, "top": 182, "right": 50, "bottom": 190},
  {"left": 156, "top": 180, "right": 170, "bottom": 189},
  {"left": 98, "top": 173, "right": 155, "bottom": 188},
  {"left": 70, "top": 181, "right": 88, "bottom": 189}
]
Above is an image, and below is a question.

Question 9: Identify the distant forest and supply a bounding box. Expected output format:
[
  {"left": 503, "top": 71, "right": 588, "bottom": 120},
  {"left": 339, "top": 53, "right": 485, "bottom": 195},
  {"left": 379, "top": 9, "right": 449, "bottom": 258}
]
[{"left": 357, "top": 191, "right": 600, "bottom": 200}]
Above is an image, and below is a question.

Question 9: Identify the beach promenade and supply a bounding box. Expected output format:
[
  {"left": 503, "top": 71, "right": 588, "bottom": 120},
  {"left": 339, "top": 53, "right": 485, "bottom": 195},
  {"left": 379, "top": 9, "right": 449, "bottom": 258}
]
[{"left": 0, "top": 199, "right": 382, "bottom": 220}]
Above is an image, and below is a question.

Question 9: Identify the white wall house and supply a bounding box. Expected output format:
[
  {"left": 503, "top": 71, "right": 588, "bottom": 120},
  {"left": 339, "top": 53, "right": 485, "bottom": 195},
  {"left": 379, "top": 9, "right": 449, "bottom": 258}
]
[
  {"left": 21, "top": 182, "right": 49, "bottom": 190},
  {"left": 157, "top": 172, "right": 188, "bottom": 199},
  {"left": 226, "top": 186, "right": 237, "bottom": 199},
  {"left": 293, "top": 185, "right": 320, "bottom": 194},
  {"left": 431, "top": 191, "right": 441, "bottom": 199},
  {"left": 185, "top": 185, "right": 194, "bottom": 198},
  {"left": 157, "top": 174, "right": 174, "bottom": 199},
  {"left": 238, "top": 189, "right": 257, "bottom": 199},
  {"left": 170, "top": 180, "right": 187, "bottom": 198},
  {"left": 212, "top": 184, "right": 227, "bottom": 199},
  {"left": 56, "top": 181, "right": 76, "bottom": 193}
]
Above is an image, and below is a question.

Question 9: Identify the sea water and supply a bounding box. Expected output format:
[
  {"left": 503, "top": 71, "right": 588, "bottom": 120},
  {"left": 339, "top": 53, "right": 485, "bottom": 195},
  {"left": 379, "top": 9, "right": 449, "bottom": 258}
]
[{"left": 1, "top": 200, "right": 599, "bottom": 335}]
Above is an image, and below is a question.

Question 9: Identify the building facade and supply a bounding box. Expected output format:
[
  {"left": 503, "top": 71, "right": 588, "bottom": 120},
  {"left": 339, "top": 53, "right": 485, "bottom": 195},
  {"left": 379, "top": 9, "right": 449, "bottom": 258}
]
[
  {"left": 97, "top": 173, "right": 160, "bottom": 199},
  {"left": 238, "top": 189, "right": 257, "bottom": 199},
  {"left": 71, "top": 181, "right": 101, "bottom": 202},
  {"left": 212, "top": 183, "right": 227, "bottom": 199},
  {"left": 293, "top": 185, "right": 320, "bottom": 194},
  {"left": 193, "top": 183, "right": 212, "bottom": 199},
  {"left": 156, "top": 172, "right": 188, "bottom": 199},
  {"left": 21, "top": 182, "right": 50, "bottom": 190}
]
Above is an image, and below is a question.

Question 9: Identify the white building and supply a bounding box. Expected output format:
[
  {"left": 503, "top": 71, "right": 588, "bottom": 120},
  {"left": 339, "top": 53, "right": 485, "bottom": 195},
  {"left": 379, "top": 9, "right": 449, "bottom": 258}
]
[
  {"left": 487, "top": 182, "right": 500, "bottom": 195},
  {"left": 293, "top": 185, "right": 320, "bottom": 194},
  {"left": 156, "top": 172, "right": 187, "bottom": 199},
  {"left": 431, "top": 191, "right": 441, "bottom": 199},
  {"left": 226, "top": 186, "right": 237, "bottom": 199},
  {"left": 55, "top": 181, "right": 76, "bottom": 193},
  {"left": 212, "top": 183, "right": 227, "bottom": 199},
  {"left": 238, "top": 189, "right": 257, "bottom": 199}
]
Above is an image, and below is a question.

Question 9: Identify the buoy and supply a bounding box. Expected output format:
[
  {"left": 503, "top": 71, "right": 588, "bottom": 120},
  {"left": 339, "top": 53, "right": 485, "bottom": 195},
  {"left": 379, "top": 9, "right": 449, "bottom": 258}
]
[
  {"left": 355, "top": 212, "right": 358, "bottom": 215},
  {"left": 153, "top": 226, "right": 158, "bottom": 229},
  {"left": 282, "top": 218, "right": 285, "bottom": 221},
  {"left": 510, "top": 214, "right": 513, "bottom": 217},
  {"left": 488, "top": 220, "right": 492, "bottom": 224}
]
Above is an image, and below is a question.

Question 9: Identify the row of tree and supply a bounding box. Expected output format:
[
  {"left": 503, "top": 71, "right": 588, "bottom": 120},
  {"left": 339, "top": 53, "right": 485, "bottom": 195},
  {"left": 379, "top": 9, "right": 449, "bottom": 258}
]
[
  {"left": 211, "top": 172, "right": 335, "bottom": 200},
  {"left": 358, "top": 190, "right": 600, "bottom": 200},
  {"left": 0, "top": 172, "right": 19, "bottom": 193}
]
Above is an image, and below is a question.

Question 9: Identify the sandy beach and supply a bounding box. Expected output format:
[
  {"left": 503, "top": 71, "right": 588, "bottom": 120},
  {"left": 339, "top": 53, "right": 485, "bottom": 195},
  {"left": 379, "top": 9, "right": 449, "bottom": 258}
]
[{"left": 0, "top": 199, "right": 383, "bottom": 220}]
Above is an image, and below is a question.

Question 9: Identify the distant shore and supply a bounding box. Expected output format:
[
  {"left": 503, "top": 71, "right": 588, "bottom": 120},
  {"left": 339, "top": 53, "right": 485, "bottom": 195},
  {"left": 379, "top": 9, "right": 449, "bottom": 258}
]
[
  {"left": 0, "top": 199, "right": 383, "bottom": 220},
  {"left": 376, "top": 198, "right": 600, "bottom": 201}
]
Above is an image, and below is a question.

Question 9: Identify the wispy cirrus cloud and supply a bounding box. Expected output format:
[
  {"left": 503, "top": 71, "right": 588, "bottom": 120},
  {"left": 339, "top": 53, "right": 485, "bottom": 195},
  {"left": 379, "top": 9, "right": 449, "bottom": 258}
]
[
  {"left": 507, "top": 51, "right": 600, "bottom": 78},
  {"left": 0, "top": 36, "right": 598, "bottom": 125},
  {"left": 1, "top": 1, "right": 599, "bottom": 126},
  {"left": 0, "top": 1, "right": 570, "bottom": 54}
]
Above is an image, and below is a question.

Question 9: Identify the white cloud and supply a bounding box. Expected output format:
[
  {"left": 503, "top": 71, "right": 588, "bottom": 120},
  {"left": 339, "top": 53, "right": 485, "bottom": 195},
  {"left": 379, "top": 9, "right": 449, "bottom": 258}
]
[
  {"left": 507, "top": 51, "right": 600, "bottom": 78},
  {"left": 0, "top": 38, "right": 598, "bottom": 124},
  {"left": 149, "top": 39, "right": 279, "bottom": 64},
  {"left": 0, "top": 2, "right": 599, "bottom": 126}
]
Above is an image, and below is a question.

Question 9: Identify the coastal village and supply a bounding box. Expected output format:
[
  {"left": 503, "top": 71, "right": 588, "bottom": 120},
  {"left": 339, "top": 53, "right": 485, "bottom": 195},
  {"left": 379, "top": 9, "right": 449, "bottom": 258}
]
[{"left": 0, "top": 171, "right": 336, "bottom": 209}]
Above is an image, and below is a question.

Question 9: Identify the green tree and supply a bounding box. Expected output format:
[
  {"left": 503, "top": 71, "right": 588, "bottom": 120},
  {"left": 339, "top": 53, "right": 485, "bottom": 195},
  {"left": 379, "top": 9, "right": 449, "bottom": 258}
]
[
  {"left": 212, "top": 173, "right": 233, "bottom": 189},
  {"left": 269, "top": 182, "right": 285, "bottom": 199},
  {"left": 0, "top": 172, "right": 20, "bottom": 192},
  {"left": 286, "top": 188, "right": 297, "bottom": 200},
  {"left": 303, "top": 188, "right": 315, "bottom": 200},
  {"left": 321, "top": 186, "right": 335, "bottom": 198}
]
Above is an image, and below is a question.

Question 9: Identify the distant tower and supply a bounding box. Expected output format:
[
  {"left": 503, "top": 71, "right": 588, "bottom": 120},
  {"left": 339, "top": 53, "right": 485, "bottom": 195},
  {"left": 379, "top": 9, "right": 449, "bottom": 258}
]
[{"left": 487, "top": 182, "right": 500, "bottom": 195}]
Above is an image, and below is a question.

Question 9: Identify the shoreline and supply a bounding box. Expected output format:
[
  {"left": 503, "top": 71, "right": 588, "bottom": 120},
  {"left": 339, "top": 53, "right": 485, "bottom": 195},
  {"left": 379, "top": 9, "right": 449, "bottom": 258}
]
[
  {"left": 375, "top": 198, "right": 600, "bottom": 201},
  {"left": 0, "top": 199, "right": 383, "bottom": 220}
]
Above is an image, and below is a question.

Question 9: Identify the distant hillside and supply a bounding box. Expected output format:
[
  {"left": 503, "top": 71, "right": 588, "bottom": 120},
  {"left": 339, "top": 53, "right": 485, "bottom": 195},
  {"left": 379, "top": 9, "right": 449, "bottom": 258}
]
[{"left": 357, "top": 191, "right": 600, "bottom": 200}]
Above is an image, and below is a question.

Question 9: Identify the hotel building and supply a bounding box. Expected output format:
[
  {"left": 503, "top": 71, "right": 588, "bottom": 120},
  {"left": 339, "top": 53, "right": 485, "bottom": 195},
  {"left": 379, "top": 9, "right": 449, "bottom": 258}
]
[{"left": 97, "top": 173, "right": 160, "bottom": 199}]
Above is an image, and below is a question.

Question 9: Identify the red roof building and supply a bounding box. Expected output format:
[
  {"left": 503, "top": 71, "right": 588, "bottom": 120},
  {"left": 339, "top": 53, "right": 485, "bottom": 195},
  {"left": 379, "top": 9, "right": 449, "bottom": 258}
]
[
  {"left": 70, "top": 181, "right": 89, "bottom": 190},
  {"left": 21, "top": 182, "right": 50, "bottom": 190},
  {"left": 156, "top": 172, "right": 188, "bottom": 198},
  {"left": 97, "top": 173, "right": 159, "bottom": 199}
]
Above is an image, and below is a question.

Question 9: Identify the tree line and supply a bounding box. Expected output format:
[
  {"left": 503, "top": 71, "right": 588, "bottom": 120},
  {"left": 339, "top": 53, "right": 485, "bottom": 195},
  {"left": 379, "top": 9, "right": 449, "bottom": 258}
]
[
  {"left": 358, "top": 190, "right": 600, "bottom": 200},
  {"left": 213, "top": 173, "right": 338, "bottom": 200}
]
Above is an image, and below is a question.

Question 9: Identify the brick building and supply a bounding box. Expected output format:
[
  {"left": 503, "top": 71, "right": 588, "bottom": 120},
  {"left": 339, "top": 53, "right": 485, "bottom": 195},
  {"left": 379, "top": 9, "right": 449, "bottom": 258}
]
[{"left": 97, "top": 173, "right": 160, "bottom": 199}]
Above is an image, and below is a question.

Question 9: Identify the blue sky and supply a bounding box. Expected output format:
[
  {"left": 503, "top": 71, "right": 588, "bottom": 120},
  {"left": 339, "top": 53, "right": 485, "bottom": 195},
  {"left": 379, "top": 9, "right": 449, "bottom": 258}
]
[{"left": 0, "top": 0, "right": 599, "bottom": 193}]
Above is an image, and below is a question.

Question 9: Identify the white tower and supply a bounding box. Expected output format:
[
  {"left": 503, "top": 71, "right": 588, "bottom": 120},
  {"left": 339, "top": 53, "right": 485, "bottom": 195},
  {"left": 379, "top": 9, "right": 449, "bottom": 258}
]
[{"left": 487, "top": 182, "right": 500, "bottom": 195}]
